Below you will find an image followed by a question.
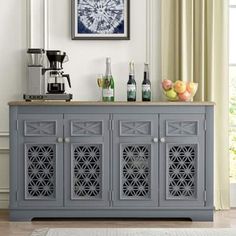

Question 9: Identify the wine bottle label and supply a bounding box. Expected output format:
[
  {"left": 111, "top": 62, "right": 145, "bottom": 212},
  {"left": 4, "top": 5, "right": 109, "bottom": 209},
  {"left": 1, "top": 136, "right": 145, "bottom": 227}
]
[
  {"left": 127, "top": 84, "right": 136, "bottom": 92},
  {"left": 142, "top": 85, "right": 151, "bottom": 92},
  {"left": 103, "top": 88, "right": 114, "bottom": 98},
  {"left": 127, "top": 85, "right": 136, "bottom": 99},
  {"left": 142, "top": 85, "right": 151, "bottom": 99}
]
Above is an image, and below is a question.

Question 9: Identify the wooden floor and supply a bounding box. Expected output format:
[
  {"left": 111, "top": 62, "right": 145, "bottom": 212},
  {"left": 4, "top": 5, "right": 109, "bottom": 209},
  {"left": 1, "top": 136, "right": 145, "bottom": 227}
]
[{"left": 1, "top": 210, "right": 236, "bottom": 236}]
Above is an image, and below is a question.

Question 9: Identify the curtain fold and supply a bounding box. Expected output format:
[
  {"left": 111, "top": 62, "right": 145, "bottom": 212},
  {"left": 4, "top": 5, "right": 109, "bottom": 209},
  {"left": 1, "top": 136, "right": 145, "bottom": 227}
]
[{"left": 161, "top": 0, "right": 230, "bottom": 210}]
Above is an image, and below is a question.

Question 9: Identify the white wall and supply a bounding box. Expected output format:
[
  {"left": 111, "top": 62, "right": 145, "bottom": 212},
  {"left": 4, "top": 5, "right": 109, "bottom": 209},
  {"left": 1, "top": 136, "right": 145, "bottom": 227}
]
[
  {"left": 48, "top": 0, "right": 148, "bottom": 101},
  {"left": 0, "top": 0, "right": 28, "bottom": 208},
  {"left": 0, "top": 0, "right": 160, "bottom": 208}
]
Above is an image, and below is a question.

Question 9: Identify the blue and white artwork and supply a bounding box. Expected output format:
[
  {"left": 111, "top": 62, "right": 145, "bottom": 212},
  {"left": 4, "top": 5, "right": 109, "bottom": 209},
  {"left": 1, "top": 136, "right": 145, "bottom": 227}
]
[{"left": 72, "top": 0, "right": 130, "bottom": 39}]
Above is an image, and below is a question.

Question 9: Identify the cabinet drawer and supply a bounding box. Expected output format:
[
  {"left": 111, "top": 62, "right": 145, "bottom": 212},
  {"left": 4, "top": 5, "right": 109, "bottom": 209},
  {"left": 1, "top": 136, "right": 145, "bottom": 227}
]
[
  {"left": 119, "top": 120, "right": 152, "bottom": 136},
  {"left": 18, "top": 114, "right": 63, "bottom": 138},
  {"left": 116, "top": 114, "right": 156, "bottom": 137},
  {"left": 160, "top": 114, "right": 205, "bottom": 137},
  {"left": 71, "top": 120, "right": 103, "bottom": 137},
  {"left": 24, "top": 120, "right": 57, "bottom": 136}
]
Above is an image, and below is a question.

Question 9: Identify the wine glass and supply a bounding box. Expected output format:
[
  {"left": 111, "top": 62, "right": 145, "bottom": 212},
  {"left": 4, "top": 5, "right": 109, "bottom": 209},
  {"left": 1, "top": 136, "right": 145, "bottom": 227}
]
[{"left": 96, "top": 74, "right": 104, "bottom": 101}]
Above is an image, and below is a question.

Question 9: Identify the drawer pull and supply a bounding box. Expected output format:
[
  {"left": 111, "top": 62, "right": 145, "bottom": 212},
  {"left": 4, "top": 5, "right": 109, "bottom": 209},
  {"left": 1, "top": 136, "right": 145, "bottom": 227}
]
[
  {"left": 153, "top": 138, "right": 159, "bottom": 143},
  {"left": 160, "top": 137, "right": 166, "bottom": 143},
  {"left": 64, "top": 137, "right": 71, "bottom": 143},
  {"left": 57, "top": 137, "right": 63, "bottom": 143}
]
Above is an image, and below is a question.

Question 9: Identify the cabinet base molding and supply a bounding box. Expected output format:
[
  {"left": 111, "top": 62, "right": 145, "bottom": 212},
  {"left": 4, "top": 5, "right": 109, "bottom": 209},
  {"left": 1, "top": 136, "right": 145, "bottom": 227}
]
[{"left": 9, "top": 209, "right": 214, "bottom": 222}]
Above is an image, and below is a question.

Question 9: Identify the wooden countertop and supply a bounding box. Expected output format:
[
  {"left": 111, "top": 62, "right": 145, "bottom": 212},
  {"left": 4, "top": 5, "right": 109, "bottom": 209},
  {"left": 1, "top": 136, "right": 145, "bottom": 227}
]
[{"left": 8, "top": 101, "right": 215, "bottom": 106}]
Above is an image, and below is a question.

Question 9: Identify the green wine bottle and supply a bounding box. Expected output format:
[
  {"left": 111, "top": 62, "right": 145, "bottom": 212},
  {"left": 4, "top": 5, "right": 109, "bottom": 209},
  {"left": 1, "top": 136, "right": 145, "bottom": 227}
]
[
  {"left": 127, "top": 61, "right": 136, "bottom": 102},
  {"left": 142, "top": 63, "right": 151, "bottom": 102},
  {"left": 102, "top": 57, "right": 115, "bottom": 102}
]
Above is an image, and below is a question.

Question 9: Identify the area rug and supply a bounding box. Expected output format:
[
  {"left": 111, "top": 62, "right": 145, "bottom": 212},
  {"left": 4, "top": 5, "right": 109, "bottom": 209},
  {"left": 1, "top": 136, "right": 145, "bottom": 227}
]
[{"left": 31, "top": 228, "right": 236, "bottom": 236}]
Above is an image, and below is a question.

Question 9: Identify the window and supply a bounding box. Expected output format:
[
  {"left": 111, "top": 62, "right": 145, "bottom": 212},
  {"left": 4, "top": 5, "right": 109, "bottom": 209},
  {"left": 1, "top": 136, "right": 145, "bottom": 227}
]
[
  {"left": 229, "top": 0, "right": 236, "bottom": 207},
  {"left": 229, "top": 0, "right": 236, "bottom": 183}
]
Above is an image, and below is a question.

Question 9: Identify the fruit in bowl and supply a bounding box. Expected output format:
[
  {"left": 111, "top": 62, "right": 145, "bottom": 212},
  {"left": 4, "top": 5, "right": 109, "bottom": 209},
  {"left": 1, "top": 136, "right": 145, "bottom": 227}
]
[
  {"left": 166, "top": 89, "right": 178, "bottom": 100},
  {"left": 162, "top": 79, "right": 173, "bottom": 91},
  {"left": 178, "top": 91, "right": 191, "bottom": 101},
  {"left": 161, "top": 79, "right": 198, "bottom": 102},
  {"left": 186, "top": 82, "right": 195, "bottom": 93},
  {"left": 174, "top": 80, "right": 186, "bottom": 94}
]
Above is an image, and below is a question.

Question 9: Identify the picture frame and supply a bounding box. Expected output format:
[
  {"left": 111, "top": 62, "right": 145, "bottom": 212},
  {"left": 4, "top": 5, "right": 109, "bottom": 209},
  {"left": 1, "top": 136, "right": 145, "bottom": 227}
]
[{"left": 72, "top": 0, "right": 130, "bottom": 40}]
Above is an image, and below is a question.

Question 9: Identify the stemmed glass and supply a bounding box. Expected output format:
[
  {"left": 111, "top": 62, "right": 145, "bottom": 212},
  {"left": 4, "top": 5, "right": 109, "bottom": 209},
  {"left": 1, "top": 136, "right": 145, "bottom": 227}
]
[{"left": 96, "top": 74, "right": 104, "bottom": 101}]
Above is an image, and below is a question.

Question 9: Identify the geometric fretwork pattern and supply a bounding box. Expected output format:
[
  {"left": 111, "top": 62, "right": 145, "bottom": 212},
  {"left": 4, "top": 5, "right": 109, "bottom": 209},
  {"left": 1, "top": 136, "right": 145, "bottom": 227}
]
[
  {"left": 166, "top": 121, "right": 198, "bottom": 136},
  {"left": 73, "top": 144, "right": 102, "bottom": 199},
  {"left": 121, "top": 144, "right": 151, "bottom": 199},
  {"left": 24, "top": 121, "right": 56, "bottom": 136},
  {"left": 120, "top": 121, "right": 151, "bottom": 136},
  {"left": 168, "top": 144, "right": 197, "bottom": 199},
  {"left": 25, "top": 144, "right": 56, "bottom": 199},
  {"left": 71, "top": 121, "right": 103, "bottom": 136}
]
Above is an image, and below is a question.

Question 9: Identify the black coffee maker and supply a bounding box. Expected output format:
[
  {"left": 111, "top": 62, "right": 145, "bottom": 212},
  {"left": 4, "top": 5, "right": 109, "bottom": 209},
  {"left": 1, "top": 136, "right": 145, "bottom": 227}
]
[
  {"left": 46, "top": 50, "right": 72, "bottom": 94},
  {"left": 24, "top": 49, "right": 72, "bottom": 102}
]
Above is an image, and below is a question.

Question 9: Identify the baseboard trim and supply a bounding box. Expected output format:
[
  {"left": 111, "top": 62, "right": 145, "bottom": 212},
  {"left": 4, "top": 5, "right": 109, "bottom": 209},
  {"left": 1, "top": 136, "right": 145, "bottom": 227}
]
[
  {"left": 0, "top": 132, "right": 9, "bottom": 137},
  {"left": 0, "top": 148, "right": 10, "bottom": 154},
  {"left": 0, "top": 192, "right": 9, "bottom": 209},
  {"left": 0, "top": 200, "right": 9, "bottom": 209},
  {"left": 0, "top": 188, "right": 9, "bottom": 193}
]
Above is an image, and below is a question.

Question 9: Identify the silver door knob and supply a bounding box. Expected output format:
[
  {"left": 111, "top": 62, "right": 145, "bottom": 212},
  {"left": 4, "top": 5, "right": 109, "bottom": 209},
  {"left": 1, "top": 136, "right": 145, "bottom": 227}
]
[
  {"left": 57, "top": 137, "right": 63, "bottom": 143},
  {"left": 153, "top": 138, "right": 158, "bottom": 143},
  {"left": 64, "top": 137, "right": 71, "bottom": 143},
  {"left": 160, "top": 137, "right": 166, "bottom": 143}
]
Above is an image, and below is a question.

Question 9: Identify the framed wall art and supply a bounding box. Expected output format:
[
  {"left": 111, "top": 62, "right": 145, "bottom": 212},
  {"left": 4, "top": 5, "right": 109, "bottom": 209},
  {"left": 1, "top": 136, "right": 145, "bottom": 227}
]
[{"left": 72, "top": 0, "right": 130, "bottom": 40}]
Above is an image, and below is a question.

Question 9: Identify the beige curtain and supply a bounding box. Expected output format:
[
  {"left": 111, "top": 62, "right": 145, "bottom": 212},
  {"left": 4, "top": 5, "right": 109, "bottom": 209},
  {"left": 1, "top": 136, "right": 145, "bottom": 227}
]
[{"left": 161, "top": 0, "right": 230, "bottom": 210}]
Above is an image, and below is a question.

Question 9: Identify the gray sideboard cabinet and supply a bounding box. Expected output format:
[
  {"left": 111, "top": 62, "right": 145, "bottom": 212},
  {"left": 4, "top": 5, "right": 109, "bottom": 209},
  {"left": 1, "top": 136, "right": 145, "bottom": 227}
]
[{"left": 9, "top": 101, "right": 214, "bottom": 221}]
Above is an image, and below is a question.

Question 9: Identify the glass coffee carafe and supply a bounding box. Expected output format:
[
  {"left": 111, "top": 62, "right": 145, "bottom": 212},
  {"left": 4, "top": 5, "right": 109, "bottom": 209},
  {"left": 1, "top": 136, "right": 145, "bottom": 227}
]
[{"left": 47, "top": 71, "right": 71, "bottom": 94}]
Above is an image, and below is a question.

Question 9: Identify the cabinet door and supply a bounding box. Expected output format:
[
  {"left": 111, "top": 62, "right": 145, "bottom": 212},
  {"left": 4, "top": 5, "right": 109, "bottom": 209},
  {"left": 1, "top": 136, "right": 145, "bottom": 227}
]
[
  {"left": 17, "top": 114, "right": 64, "bottom": 207},
  {"left": 159, "top": 114, "right": 205, "bottom": 207},
  {"left": 112, "top": 114, "right": 158, "bottom": 208},
  {"left": 64, "top": 114, "right": 110, "bottom": 208}
]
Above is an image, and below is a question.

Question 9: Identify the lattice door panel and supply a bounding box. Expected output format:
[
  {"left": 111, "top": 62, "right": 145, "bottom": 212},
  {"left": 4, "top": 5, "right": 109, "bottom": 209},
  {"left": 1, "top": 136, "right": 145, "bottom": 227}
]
[
  {"left": 167, "top": 144, "right": 197, "bottom": 200},
  {"left": 25, "top": 144, "right": 56, "bottom": 200},
  {"left": 72, "top": 144, "right": 103, "bottom": 200},
  {"left": 121, "top": 144, "right": 151, "bottom": 200}
]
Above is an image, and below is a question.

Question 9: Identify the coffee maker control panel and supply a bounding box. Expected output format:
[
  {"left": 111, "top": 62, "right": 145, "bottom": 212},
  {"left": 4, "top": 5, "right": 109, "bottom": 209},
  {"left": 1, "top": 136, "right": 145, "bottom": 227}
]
[{"left": 24, "top": 95, "right": 44, "bottom": 100}]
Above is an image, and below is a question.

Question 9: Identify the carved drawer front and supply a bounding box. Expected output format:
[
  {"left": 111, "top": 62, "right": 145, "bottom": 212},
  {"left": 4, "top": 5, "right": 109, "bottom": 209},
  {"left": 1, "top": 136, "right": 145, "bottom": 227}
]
[
  {"left": 120, "top": 144, "right": 151, "bottom": 200},
  {"left": 72, "top": 144, "right": 103, "bottom": 200},
  {"left": 25, "top": 144, "right": 56, "bottom": 200},
  {"left": 24, "top": 121, "right": 57, "bottom": 136},
  {"left": 120, "top": 121, "right": 152, "bottom": 136},
  {"left": 166, "top": 121, "right": 198, "bottom": 136},
  {"left": 71, "top": 121, "right": 103, "bottom": 136},
  {"left": 167, "top": 144, "right": 198, "bottom": 200}
]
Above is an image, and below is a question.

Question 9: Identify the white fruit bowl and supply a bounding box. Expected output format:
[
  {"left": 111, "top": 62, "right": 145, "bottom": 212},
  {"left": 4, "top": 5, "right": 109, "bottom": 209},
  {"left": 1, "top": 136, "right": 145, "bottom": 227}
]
[{"left": 161, "top": 80, "right": 198, "bottom": 102}]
